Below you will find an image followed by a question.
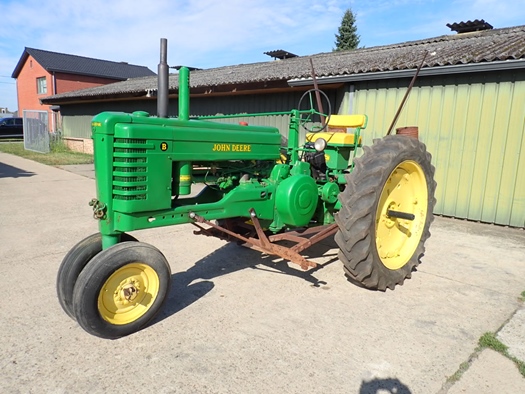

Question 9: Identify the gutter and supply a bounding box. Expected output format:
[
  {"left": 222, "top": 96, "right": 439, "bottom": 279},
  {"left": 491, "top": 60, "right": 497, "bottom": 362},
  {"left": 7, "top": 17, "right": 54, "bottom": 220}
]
[{"left": 287, "top": 59, "right": 525, "bottom": 86}]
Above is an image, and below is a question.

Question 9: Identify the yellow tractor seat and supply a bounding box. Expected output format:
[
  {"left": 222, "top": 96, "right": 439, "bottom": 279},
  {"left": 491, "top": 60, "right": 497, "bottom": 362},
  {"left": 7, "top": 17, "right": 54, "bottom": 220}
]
[
  {"left": 328, "top": 114, "right": 367, "bottom": 131},
  {"left": 306, "top": 114, "right": 368, "bottom": 147}
]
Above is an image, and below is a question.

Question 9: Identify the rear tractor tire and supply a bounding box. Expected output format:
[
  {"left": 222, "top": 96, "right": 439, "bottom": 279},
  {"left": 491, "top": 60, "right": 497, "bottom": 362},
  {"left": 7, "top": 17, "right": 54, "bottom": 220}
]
[
  {"left": 72, "top": 242, "right": 171, "bottom": 339},
  {"left": 335, "top": 135, "right": 436, "bottom": 291}
]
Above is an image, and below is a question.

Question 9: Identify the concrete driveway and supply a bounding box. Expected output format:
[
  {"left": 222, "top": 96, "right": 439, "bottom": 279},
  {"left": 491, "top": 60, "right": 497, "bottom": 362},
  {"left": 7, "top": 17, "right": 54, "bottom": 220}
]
[{"left": 1, "top": 152, "right": 524, "bottom": 393}]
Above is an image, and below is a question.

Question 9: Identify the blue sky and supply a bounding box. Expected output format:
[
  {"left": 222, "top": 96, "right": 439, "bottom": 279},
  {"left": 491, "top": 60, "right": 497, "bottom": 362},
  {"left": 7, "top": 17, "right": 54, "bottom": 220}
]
[{"left": 1, "top": 0, "right": 524, "bottom": 113}]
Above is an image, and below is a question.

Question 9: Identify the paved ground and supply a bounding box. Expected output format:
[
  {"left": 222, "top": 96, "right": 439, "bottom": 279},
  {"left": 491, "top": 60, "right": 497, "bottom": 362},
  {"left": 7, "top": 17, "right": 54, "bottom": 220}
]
[{"left": 1, "top": 153, "right": 524, "bottom": 394}]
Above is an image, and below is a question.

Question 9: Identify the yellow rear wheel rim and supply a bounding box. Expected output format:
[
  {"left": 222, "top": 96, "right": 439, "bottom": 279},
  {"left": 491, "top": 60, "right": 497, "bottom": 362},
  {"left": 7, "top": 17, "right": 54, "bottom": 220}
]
[
  {"left": 375, "top": 160, "right": 428, "bottom": 270},
  {"left": 98, "top": 263, "right": 160, "bottom": 325}
]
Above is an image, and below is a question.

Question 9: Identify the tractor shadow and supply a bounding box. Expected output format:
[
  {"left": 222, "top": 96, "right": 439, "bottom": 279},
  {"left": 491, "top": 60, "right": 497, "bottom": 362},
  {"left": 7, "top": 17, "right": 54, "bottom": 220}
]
[
  {"left": 154, "top": 237, "right": 340, "bottom": 324},
  {"left": 0, "top": 162, "right": 35, "bottom": 178}
]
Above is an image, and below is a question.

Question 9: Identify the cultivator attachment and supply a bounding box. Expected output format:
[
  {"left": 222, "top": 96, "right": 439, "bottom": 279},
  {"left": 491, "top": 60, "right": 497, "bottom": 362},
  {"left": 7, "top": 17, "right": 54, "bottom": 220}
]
[{"left": 190, "top": 210, "right": 339, "bottom": 270}]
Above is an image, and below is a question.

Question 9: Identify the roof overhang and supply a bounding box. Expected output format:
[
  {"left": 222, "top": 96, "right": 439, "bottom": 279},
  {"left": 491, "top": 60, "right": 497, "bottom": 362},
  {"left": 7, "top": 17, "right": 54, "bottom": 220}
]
[
  {"left": 288, "top": 59, "right": 525, "bottom": 86},
  {"left": 41, "top": 79, "right": 344, "bottom": 106}
]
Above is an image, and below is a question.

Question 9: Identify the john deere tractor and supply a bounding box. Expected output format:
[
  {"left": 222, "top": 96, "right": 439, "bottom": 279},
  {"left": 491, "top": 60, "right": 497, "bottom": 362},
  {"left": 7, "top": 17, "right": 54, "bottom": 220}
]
[{"left": 57, "top": 42, "right": 436, "bottom": 339}]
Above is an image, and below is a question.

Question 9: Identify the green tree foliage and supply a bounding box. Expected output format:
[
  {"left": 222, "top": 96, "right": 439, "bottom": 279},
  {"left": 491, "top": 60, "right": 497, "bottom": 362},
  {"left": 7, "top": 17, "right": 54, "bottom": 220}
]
[{"left": 334, "top": 9, "right": 360, "bottom": 51}]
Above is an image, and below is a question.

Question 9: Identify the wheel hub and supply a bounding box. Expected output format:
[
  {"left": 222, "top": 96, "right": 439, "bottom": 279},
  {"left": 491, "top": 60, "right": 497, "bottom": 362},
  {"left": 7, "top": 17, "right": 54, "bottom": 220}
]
[
  {"left": 375, "top": 160, "right": 428, "bottom": 270},
  {"left": 382, "top": 202, "right": 398, "bottom": 228},
  {"left": 120, "top": 281, "right": 140, "bottom": 302},
  {"left": 98, "top": 263, "right": 161, "bottom": 325}
]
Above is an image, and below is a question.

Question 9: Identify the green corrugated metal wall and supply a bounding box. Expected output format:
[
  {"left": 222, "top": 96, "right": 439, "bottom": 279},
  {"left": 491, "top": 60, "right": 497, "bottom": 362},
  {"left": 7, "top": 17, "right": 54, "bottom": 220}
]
[
  {"left": 62, "top": 115, "right": 93, "bottom": 139},
  {"left": 59, "top": 71, "right": 524, "bottom": 227},
  {"left": 352, "top": 71, "right": 525, "bottom": 227},
  {"left": 60, "top": 89, "right": 340, "bottom": 143},
  {"left": 61, "top": 101, "right": 160, "bottom": 139}
]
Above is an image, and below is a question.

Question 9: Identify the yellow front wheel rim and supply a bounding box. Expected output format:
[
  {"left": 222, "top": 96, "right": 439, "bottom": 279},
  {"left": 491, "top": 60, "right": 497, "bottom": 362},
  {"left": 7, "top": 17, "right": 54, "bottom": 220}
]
[
  {"left": 98, "top": 263, "right": 160, "bottom": 325},
  {"left": 375, "top": 160, "right": 428, "bottom": 270}
]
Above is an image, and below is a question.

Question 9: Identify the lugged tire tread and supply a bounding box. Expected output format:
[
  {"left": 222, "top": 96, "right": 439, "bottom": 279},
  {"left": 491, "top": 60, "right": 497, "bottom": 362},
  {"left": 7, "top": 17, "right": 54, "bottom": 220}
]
[{"left": 335, "top": 135, "right": 437, "bottom": 291}]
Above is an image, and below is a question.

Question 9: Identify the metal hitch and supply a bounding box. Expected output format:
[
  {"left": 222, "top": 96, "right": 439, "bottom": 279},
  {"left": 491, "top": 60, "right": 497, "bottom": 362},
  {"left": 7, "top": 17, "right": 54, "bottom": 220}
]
[{"left": 89, "top": 198, "right": 107, "bottom": 220}]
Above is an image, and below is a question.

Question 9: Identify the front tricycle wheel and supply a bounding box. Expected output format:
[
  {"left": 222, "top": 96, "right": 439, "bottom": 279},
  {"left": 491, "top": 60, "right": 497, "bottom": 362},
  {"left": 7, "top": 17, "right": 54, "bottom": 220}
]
[
  {"left": 72, "top": 242, "right": 171, "bottom": 339},
  {"left": 335, "top": 135, "right": 436, "bottom": 290},
  {"left": 56, "top": 232, "right": 137, "bottom": 319}
]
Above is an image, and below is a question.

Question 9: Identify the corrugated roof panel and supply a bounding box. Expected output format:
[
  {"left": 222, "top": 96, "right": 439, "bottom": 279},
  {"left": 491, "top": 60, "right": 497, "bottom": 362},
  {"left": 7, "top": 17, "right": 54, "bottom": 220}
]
[
  {"left": 42, "top": 25, "right": 525, "bottom": 104},
  {"left": 447, "top": 19, "right": 493, "bottom": 34}
]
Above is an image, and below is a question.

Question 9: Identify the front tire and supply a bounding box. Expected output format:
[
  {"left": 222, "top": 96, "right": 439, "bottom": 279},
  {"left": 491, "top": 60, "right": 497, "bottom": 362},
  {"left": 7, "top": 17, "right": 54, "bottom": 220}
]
[
  {"left": 72, "top": 242, "right": 171, "bottom": 339},
  {"left": 56, "top": 233, "right": 137, "bottom": 319},
  {"left": 335, "top": 135, "right": 436, "bottom": 290}
]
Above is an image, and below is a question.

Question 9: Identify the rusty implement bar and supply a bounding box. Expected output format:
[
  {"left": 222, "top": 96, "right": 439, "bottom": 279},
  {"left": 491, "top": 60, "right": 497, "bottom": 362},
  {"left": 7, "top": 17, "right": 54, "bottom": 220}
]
[
  {"left": 309, "top": 58, "right": 326, "bottom": 126},
  {"left": 386, "top": 51, "right": 429, "bottom": 136},
  {"left": 292, "top": 223, "right": 338, "bottom": 252},
  {"left": 190, "top": 210, "right": 339, "bottom": 270},
  {"left": 268, "top": 223, "right": 339, "bottom": 253},
  {"left": 190, "top": 213, "right": 252, "bottom": 244}
]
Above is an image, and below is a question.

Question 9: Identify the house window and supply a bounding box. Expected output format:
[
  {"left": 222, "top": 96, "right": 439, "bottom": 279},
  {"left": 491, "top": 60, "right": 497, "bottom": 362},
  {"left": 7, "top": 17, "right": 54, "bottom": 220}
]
[{"left": 37, "top": 77, "right": 47, "bottom": 94}]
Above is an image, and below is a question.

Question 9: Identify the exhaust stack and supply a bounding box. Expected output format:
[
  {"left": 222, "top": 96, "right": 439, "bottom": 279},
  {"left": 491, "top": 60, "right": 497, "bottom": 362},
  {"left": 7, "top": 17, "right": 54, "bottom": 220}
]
[{"left": 157, "top": 38, "right": 169, "bottom": 118}]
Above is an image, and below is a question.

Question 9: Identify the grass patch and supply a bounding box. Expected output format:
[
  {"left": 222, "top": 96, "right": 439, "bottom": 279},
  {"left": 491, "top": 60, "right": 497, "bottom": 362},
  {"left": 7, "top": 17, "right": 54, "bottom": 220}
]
[
  {"left": 447, "top": 361, "right": 471, "bottom": 383},
  {"left": 478, "top": 332, "right": 508, "bottom": 353},
  {"left": 446, "top": 294, "right": 525, "bottom": 387},
  {"left": 447, "top": 326, "right": 525, "bottom": 386},
  {"left": 0, "top": 141, "right": 93, "bottom": 166},
  {"left": 478, "top": 331, "right": 525, "bottom": 378}
]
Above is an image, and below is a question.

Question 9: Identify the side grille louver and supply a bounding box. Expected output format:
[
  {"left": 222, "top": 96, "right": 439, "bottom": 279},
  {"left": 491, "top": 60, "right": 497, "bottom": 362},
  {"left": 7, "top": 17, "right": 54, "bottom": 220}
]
[{"left": 112, "top": 139, "right": 149, "bottom": 201}]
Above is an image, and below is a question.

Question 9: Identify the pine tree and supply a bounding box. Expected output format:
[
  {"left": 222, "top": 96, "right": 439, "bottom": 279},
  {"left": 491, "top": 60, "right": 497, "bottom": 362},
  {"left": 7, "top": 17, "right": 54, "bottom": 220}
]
[{"left": 334, "top": 9, "right": 360, "bottom": 51}]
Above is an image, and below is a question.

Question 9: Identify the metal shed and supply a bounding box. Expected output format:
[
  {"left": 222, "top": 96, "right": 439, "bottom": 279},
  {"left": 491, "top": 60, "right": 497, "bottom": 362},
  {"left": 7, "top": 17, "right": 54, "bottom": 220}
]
[
  {"left": 42, "top": 24, "right": 525, "bottom": 227},
  {"left": 348, "top": 72, "right": 524, "bottom": 227}
]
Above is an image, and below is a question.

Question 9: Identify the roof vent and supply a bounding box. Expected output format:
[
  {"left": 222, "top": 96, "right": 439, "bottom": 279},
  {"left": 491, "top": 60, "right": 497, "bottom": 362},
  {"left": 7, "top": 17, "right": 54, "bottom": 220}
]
[
  {"left": 446, "top": 19, "right": 493, "bottom": 34},
  {"left": 264, "top": 50, "right": 298, "bottom": 60}
]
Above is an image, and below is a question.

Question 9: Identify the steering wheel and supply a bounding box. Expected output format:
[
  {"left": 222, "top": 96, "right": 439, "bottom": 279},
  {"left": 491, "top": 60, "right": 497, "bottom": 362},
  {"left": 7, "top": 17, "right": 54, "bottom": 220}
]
[{"left": 297, "top": 89, "right": 332, "bottom": 133}]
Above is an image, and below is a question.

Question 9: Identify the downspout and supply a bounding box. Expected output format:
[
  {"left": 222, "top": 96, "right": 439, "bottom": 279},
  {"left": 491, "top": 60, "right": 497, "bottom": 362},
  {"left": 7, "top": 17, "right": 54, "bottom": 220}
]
[
  {"left": 52, "top": 71, "right": 57, "bottom": 95},
  {"left": 51, "top": 72, "right": 57, "bottom": 132}
]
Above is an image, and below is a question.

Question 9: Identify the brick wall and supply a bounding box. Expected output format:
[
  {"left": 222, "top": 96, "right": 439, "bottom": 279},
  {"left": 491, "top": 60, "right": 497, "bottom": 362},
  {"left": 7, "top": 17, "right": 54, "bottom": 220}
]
[
  {"left": 54, "top": 72, "right": 120, "bottom": 94},
  {"left": 16, "top": 55, "right": 51, "bottom": 118},
  {"left": 16, "top": 55, "right": 121, "bottom": 131},
  {"left": 63, "top": 137, "right": 94, "bottom": 154}
]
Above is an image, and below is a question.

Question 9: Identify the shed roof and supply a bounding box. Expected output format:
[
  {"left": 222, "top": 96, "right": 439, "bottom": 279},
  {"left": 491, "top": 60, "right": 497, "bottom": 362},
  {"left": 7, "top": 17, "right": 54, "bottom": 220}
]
[
  {"left": 12, "top": 47, "right": 156, "bottom": 80},
  {"left": 41, "top": 24, "right": 525, "bottom": 104}
]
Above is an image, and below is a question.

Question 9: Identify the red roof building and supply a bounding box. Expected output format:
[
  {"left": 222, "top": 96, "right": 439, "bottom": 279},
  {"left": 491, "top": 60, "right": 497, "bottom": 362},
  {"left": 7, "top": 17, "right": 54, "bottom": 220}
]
[{"left": 11, "top": 47, "right": 155, "bottom": 132}]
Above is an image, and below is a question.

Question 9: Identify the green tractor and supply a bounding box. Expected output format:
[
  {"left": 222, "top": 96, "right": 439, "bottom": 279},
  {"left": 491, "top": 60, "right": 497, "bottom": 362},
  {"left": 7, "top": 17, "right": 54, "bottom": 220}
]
[{"left": 57, "top": 42, "right": 436, "bottom": 339}]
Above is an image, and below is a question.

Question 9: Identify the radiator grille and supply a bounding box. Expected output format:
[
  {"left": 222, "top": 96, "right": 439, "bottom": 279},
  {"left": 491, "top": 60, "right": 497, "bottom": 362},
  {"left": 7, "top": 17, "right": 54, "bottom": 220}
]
[
  {"left": 114, "top": 138, "right": 147, "bottom": 144},
  {"left": 114, "top": 157, "right": 147, "bottom": 163},
  {"left": 112, "top": 138, "right": 149, "bottom": 201},
  {"left": 114, "top": 148, "right": 147, "bottom": 154},
  {"left": 113, "top": 176, "right": 147, "bottom": 182}
]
